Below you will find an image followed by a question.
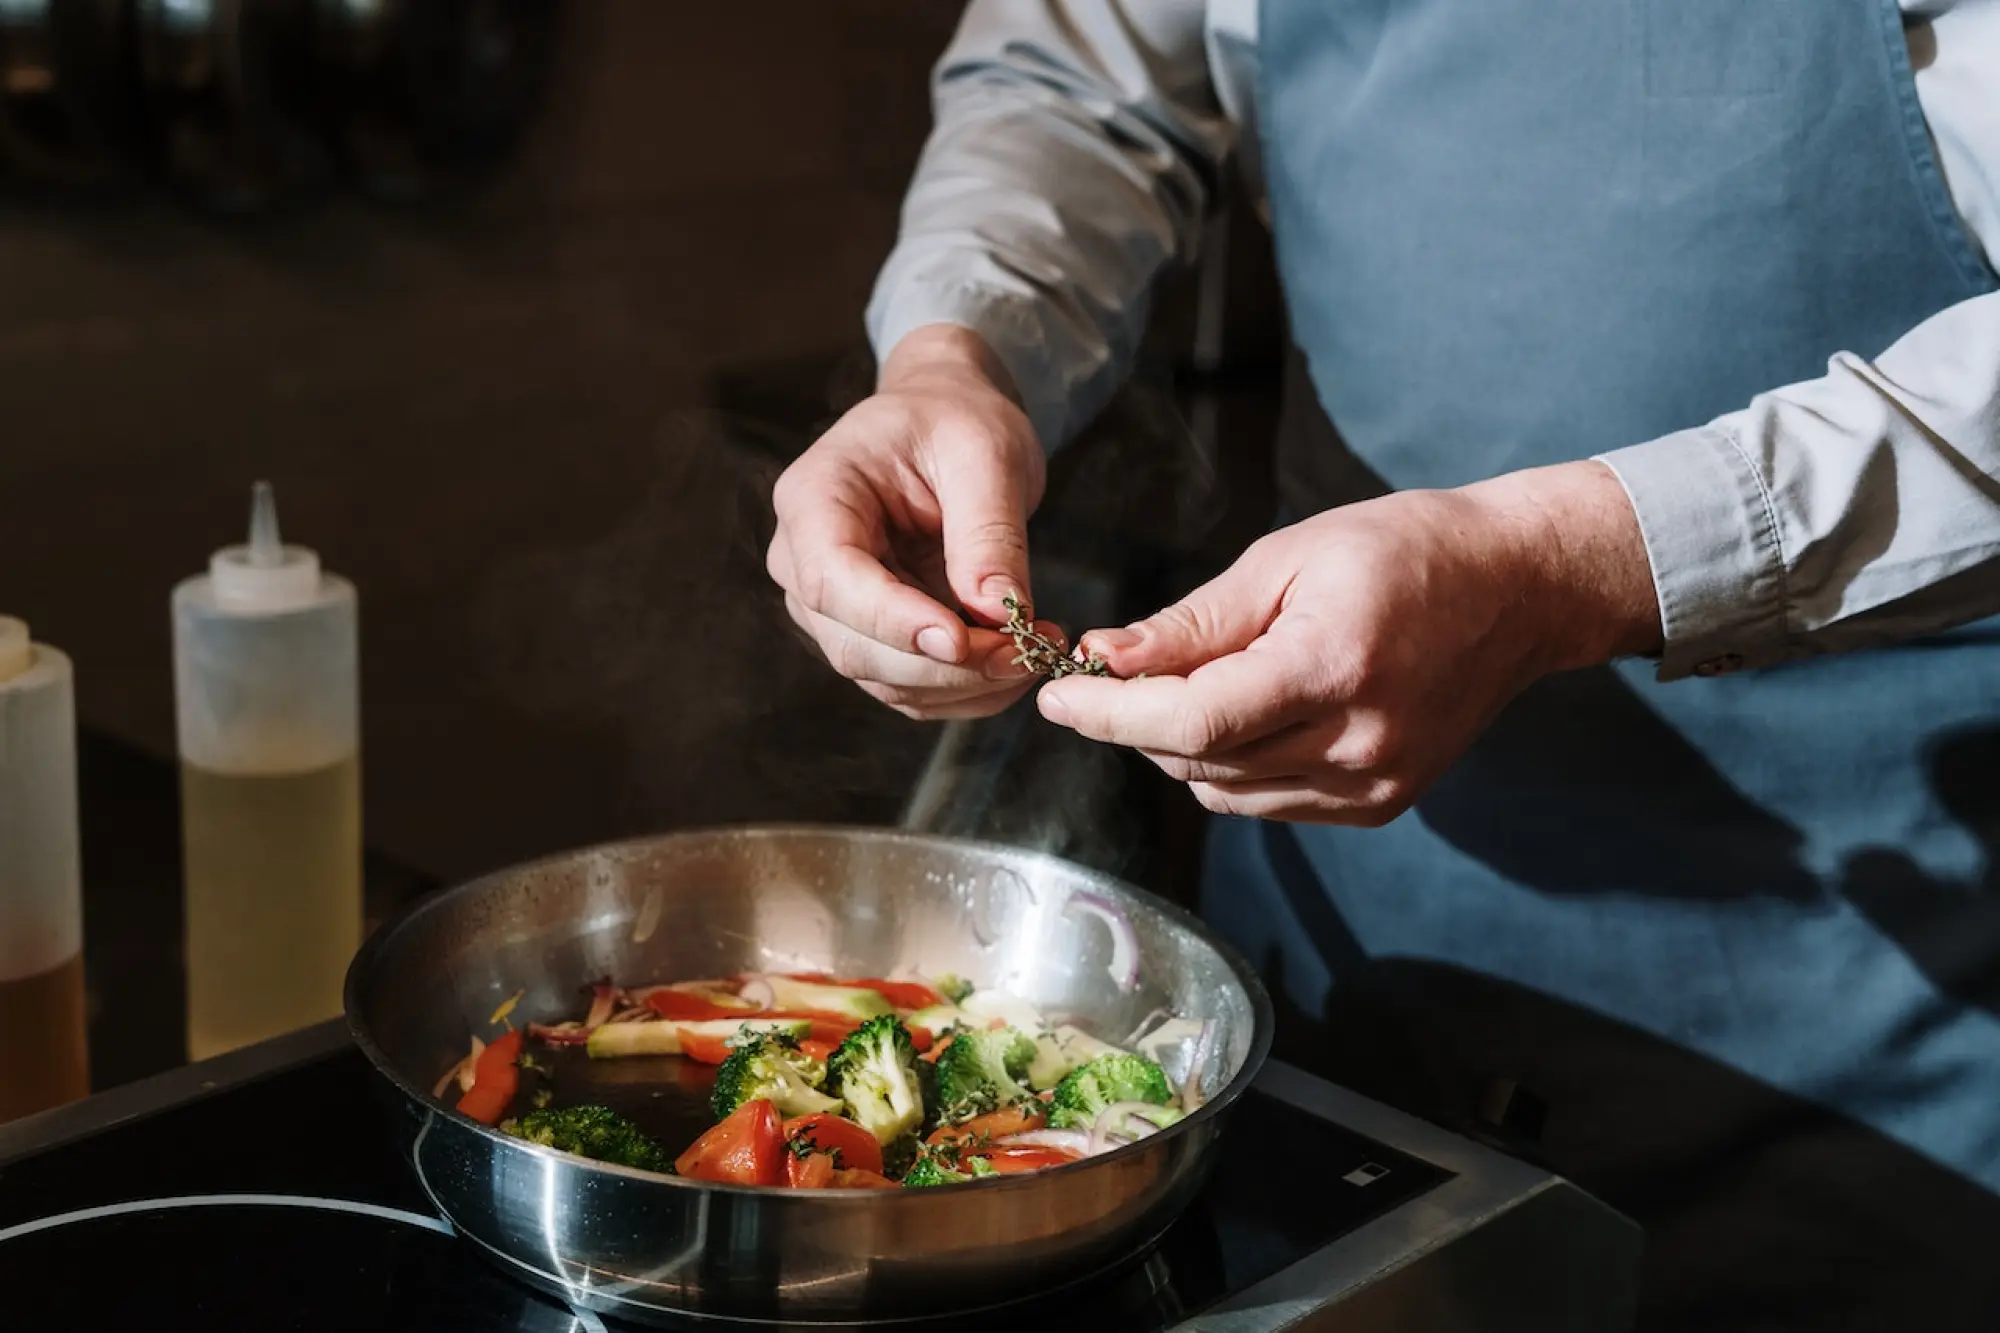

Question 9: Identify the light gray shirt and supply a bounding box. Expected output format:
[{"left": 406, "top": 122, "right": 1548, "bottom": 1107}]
[{"left": 865, "top": 0, "right": 2000, "bottom": 681}]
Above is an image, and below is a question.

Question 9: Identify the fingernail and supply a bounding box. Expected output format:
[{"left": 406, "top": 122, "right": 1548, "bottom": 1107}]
[
  {"left": 1090, "top": 627, "right": 1142, "bottom": 653},
  {"left": 1038, "top": 690, "right": 1071, "bottom": 725},
  {"left": 983, "top": 576, "right": 1025, "bottom": 605},
  {"left": 916, "top": 627, "right": 960, "bottom": 663}
]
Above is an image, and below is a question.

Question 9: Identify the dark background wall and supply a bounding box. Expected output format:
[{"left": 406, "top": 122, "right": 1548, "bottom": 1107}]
[{"left": 0, "top": 1, "right": 1281, "bottom": 893}]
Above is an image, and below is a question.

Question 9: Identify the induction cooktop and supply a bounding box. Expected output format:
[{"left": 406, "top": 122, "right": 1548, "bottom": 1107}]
[{"left": 0, "top": 1022, "right": 1639, "bottom": 1331}]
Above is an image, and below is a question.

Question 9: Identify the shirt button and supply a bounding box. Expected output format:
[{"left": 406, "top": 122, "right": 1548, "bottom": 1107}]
[{"left": 1693, "top": 654, "right": 1744, "bottom": 677}]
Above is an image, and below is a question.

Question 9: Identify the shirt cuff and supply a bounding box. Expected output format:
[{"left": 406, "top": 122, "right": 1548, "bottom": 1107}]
[
  {"left": 1594, "top": 426, "right": 1798, "bottom": 681},
  {"left": 866, "top": 277, "right": 1077, "bottom": 456}
]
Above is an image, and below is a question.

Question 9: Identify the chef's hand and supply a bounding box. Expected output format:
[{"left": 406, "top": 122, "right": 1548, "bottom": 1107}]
[
  {"left": 1036, "top": 462, "right": 1664, "bottom": 824},
  {"left": 768, "top": 324, "right": 1058, "bottom": 719}
]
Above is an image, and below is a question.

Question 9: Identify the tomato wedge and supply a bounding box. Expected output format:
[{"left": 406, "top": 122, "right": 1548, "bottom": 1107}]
[
  {"left": 798, "top": 1038, "right": 838, "bottom": 1063},
  {"left": 676, "top": 1099, "right": 785, "bottom": 1186},
  {"left": 907, "top": 1025, "right": 934, "bottom": 1053},
  {"left": 783, "top": 1114, "right": 884, "bottom": 1175},
  {"left": 677, "top": 1028, "right": 736, "bottom": 1065},
  {"left": 646, "top": 990, "right": 756, "bottom": 1022},
  {"left": 974, "top": 1146, "right": 1079, "bottom": 1174},
  {"left": 928, "top": 1105, "right": 1046, "bottom": 1147},
  {"left": 788, "top": 1151, "right": 836, "bottom": 1188},
  {"left": 829, "top": 1168, "right": 899, "bottom": 1189},
  {"left": 455, "top": 1029, "right": 523, "bottom": 1125}
]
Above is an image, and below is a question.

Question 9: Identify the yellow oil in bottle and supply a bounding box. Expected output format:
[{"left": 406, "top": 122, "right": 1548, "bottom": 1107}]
[{"left": 181, "top": 753, "right": 362, "bottom": 1061}]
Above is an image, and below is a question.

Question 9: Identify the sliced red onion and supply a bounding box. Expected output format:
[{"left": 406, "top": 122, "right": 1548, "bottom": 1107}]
[
  {"left": 998, "top": 1129, "right": 1093, "bottom": 1157},
  {"left": 1125, "top": 1008, "right": 1172, "bottom": 1046},
  {"left": 527, "top": 1021, "right": 590, "bottom": 1046},
  {"left": 1181, "top": 1019, "right": 1218, "bottom": 1113},
  {"left": 1088, "top": 1100, "right": 1170, "bottom": 1155},
  {"left": 607, "top": 1006, "right": 652, "bottom": 1024},
  {"left": 1064, "top": 892, "right": 1141, "bottom": 992},
  {"left": 431, "top": 1036, "right": 484, "bottom": 1100},
  {"left": 736, "top": 975, "right": 776, "bottom": 1011},
  {"left": 582, "top": 980, "right": 617, "bottom": 1030},
  {"left": 458, "top": 1038, "right": 487, "bottom": 1094}
]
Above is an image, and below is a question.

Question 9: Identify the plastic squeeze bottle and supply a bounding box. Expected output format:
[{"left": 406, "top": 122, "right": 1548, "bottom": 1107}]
[
  {"left": 0, "top": 616, "right": 90, "bottom": 1122},
  {"left": 173, "top": 482, "right": 361, "bottom": 1061}
]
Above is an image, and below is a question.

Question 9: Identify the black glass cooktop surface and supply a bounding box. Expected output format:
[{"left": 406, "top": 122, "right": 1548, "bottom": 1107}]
[{"left": 0, "top": 1040, "right": 1450, "bottom": 1330}]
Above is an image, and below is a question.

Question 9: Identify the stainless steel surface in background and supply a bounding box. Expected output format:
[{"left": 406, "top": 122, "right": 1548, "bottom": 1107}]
[{"left": 345, "top": 825, "right": 1276, "bottom": 1326}]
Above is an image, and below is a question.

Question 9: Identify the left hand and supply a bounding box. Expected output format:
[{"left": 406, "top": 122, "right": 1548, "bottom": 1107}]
[{"left": 1035, "top": 461, "right": 1663, "bottom": 825}]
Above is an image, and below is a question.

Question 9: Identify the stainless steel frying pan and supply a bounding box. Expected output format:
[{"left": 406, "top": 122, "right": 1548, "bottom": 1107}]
[{"left": 344, "top": 825, "right": 1273, "bottom": 1326}]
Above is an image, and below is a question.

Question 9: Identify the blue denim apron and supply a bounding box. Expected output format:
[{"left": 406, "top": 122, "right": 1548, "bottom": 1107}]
[{"left": 1219, "top": 1, "right": 2000, "bottom": 1326}]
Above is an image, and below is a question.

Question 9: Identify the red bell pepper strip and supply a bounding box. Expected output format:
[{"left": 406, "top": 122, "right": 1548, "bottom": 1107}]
[
  {"left": 645, "top": 989, "right": 758, "bottom": 1022},
  {"left": 456, "top": 1029, "right": 524, "bottom": 1125}
]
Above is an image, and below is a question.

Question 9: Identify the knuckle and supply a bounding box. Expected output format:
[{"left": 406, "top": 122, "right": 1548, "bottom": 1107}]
[
  {"left": 1149, "top": 600, "right": 1211, "bottom": 645},
  {"left": 792, "top": 554, "right": 832, "bottom": 612},
  {"left": 1171, "top": 706, "right": 1225, "bottom": 757},
  {"left": 1149, "top": 753, "right": 1197, "bottom": 783},
  {"left": 1349, "top": 779, "right": 1410, "bottom": 828},
  {"left": 962, "top": 518, "right": 1027, "bottom": 560},
  {"left": 770, "top": 464, "right": 810, "bottom": 516},
  {"left": 1338, "top": 722, "right": 1396, "bottom": 773},
  {"left": 828, "top": 632, "right": 874, "bottom": 682}
]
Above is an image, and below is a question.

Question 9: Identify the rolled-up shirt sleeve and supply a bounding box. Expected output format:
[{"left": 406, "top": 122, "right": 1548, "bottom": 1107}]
[
  {"left": 1599, "top": 287, "right": 2000, "bottom": 680},
  {"left": 866, "top": 0, "right": 1234, "bottom": 452}
]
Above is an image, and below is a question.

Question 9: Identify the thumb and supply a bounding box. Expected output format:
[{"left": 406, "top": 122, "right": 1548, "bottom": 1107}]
[
  {"left": 1082, "top": 550, "right": 1285, "bottom": 677},
  {"left": 934, "top": 442, "right": 1036, "bottom": 626}
]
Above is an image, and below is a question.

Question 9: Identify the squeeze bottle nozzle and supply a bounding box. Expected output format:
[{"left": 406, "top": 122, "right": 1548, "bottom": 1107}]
[{"left": 211, "top": 481, "right": 321, "bottom": 610}]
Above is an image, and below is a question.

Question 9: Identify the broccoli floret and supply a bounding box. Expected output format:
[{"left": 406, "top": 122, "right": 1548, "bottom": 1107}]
[
  {"left": 826, "top": 1014, "right": 925, "bottom": 1145},
  {"left": 711, "top": 1033, "right": 843, "bottom": 1120},
  {"left": 932, "top": 1024, "right": 1038, "bottom": 1122},
  {"left": 1046, "top": 1052, "right": 1174, "bottom": 1130},
  {"left": 501, "top": 1105, "right": 671, "bottom": 1172},
  {"left": 900, "top": 1151, "right": 998, "bottom": 1187},
  {"left": 933, "top": 974, "right": 975, "bottom": 1005}
]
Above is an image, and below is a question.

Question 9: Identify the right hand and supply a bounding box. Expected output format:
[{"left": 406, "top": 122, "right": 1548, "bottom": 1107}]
[{"left": 767, "top": 324, "right": 1060, "bottom": 720}]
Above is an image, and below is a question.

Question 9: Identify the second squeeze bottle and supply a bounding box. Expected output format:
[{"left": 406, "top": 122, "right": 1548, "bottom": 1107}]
[{"left": 174, "top": 482, "right": 361, "bottom": 1060}]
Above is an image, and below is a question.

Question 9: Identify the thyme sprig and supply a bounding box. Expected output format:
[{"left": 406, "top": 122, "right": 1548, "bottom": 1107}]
[{"left": 1002, "top": 592, "right": 1111, "bottom": 679}]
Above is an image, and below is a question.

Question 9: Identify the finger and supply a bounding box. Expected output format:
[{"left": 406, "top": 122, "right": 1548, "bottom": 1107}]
[
  {"left": 1139, "top": 719, "right": 1323, "bottom": 784},
  {"left": 774, "top": 468, "right": 969, "bottom": 663},
  {"left": 1187, "top": 775, "right": 1394, "bottom": 825},
  {"left": 861, "top": 679, "right": 1036, "bottom": 721},
  {"left": 1076, "top": 539, "right": 1288, "bottom": 678},
  {"left": 1037, "top": 641, "right": 1317, "bottom": 755},
  {"left": 786, "top": 592, "right": 1027, "bottom": 689},
  {"left": 930, "top": 433, "right": 1035, "bottom": 626}
]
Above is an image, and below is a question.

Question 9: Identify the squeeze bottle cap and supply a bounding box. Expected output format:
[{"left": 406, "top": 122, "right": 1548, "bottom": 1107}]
[
  {"left": 0, "top": 616, "right": 29, "bottom": 683},
  {"left": 210, "top": 481, "right": 322, "bottom": 611}
]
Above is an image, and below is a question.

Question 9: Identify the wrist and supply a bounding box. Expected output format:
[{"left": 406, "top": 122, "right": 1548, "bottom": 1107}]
[
  {"left": 1468, "top": 460, "right": 1665, "bottom": 673},
  {"left": 879, "top": 323, "right": 1021, "bottom": 405}
]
